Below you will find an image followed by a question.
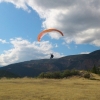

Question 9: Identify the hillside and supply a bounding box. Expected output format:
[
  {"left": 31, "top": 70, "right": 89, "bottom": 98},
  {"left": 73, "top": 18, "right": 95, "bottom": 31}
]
[
  {"left": 0, "top": 50, "right": 100, "bottom": 77},
  {"left": 0, "top": 70, "right": 19, "bottom": 78}
]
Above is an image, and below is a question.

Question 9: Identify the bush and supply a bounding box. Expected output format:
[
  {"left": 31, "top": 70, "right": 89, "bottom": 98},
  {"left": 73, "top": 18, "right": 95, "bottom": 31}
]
[
  {"left": 38, "top": 70, "right": 81, "bottom": 79},
  {"left": 83, "top": 73, "right": 91, "bottom": 79},
  {"left": 52, "top": 72, "right": 62, "bottom": 79},
  {"left": 38, "top": 72, "right": 45, "bottom": 78},
  {"left": 71, "top": 70, "right": 79, "bottom": 76},
  {"left": 62, "top": 70, "right": 71, "bottom": 78}
]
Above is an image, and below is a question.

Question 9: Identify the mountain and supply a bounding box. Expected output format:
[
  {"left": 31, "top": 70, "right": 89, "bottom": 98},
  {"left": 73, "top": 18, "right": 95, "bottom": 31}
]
[
  {"left": 0, "top": 50, "right": 100, "bottom": 77},
  {"left": 0, "top": 70, "right": 19, "bottom": 78}
]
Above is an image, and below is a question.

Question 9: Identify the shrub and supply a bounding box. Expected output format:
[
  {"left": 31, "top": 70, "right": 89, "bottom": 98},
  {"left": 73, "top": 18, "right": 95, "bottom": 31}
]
[
  {"left": 62, "top": 70, "right": 71, "bottom": 78},
  {"left": 71, "top": 70, "right": 79, "bottom": 76},
  {"left": 38, "top": 70, "right": 92, "bottom": 79},
  {"left": 83, "top": 73, "right": 90, "bottom": 79},
  {"left": 52, "top": 71, "right": 61, "bottom": 79},
  {"left": 38, "top": 72, "right": 45, "bottom": 78}
]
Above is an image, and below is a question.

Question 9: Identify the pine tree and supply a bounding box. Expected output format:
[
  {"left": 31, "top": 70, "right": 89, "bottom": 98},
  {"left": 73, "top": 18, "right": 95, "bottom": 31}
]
[{"left": 92, "top": 65, "right": 97, "bottom": 74}]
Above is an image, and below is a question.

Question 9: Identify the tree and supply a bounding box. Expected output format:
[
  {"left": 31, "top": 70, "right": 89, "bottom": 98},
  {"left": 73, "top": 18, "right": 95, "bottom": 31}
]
[{"left": 92, "top": 65, "right": 98, "bottom": 74}]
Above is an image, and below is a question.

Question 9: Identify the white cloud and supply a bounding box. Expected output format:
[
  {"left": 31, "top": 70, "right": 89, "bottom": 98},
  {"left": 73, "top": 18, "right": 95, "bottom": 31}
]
[
  {"left": 0, "top": 0, "right": 100, "bottom": 46},
  {"left": 0, "top": 0, "right": 31, "bottom": 12},
  {"left": 0, "top": 39, "right": 8, "bottom": 44},
  {"left": 80, "top": 52, "right": 90, "bottom": 54},
  {"left": 0, "top": 38, "right": 64, "bottom": 66}
]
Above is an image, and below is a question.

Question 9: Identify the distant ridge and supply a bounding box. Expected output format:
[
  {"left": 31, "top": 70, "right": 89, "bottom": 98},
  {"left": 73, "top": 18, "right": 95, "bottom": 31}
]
[
  {"left": 0, "top": 50, "right": 100, "bottom": 77},
  {"left": 89, "top": 50, "right": 100, "bottom": 55}
]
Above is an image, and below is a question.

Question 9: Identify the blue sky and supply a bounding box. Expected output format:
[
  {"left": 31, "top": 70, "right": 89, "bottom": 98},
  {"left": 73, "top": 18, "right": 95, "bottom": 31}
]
[{"left": 0, "top": 0, "right": 100, "bottom": 67}]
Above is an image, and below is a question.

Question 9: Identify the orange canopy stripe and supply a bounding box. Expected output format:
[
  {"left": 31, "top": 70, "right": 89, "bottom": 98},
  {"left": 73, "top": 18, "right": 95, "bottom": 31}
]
[{"left": 37, "top": 28, "right": 64, "bottom": 41}]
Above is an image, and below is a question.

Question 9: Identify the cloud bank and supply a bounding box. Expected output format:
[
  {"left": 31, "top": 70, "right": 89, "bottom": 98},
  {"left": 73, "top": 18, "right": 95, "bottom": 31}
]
[
  {"left": 0, "top": 38, "right": 63, "bottom": 66},
  {"left": 0, "top": 0, "right": 100, "bottom": 46}
]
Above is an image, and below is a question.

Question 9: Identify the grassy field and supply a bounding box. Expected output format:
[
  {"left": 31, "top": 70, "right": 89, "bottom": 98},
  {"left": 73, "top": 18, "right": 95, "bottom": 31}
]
[{"left": 0, "top": 76, "right": 100, "bottom": 100}]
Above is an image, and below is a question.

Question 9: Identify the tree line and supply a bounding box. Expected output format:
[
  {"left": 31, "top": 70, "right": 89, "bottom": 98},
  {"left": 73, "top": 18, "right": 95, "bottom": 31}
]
[
  {"left": 38, "top": 69, "right": 91, "bottom": 79},
  {"left": 38, "top": 65, "right": 100, "bottom": 79}
]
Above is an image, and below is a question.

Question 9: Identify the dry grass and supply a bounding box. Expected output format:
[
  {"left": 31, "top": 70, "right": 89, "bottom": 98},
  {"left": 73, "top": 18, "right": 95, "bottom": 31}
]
[{"left": 0, "top": 75, "right": 100, "bottom": 100}]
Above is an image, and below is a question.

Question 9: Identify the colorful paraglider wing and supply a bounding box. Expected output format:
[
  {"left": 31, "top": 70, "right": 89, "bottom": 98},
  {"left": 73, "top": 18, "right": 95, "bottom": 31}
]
[{"left": 37, "top": 29, "right": 64, "bottom": 41}]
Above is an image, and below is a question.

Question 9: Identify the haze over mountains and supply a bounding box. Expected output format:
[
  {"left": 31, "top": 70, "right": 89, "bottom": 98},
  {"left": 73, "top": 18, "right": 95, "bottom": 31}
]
[{"left": 0, "top": 50, "right": 100, "bottom": 78}]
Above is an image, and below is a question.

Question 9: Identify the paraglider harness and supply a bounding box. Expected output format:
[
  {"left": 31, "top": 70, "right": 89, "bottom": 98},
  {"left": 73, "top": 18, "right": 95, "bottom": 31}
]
[{"left": 50, "top": 54, "right": 54, "bottom": 59}]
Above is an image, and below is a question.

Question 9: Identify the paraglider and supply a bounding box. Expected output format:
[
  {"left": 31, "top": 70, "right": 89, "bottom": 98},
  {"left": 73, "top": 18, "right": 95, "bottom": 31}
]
[
  {"left": 37, "top": 28, "right": 63, "bottom": 59},
  {"left": 37, "top": 28, "right": 64, "bottom": 41},
  {"left": 50, "top": 53, "right": 54, "bottom": 59}
]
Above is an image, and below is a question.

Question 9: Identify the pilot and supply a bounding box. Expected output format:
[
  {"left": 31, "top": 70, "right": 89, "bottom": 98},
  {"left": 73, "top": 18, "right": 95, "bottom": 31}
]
[{"left": 50, "top": 54, "right": 54, "bottom": 59}]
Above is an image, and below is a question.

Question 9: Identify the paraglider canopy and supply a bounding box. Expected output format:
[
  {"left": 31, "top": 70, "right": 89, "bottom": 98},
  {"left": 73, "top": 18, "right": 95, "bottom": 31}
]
[{"left": 37, "top": 28, "right": 64, "bottom": 41}]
